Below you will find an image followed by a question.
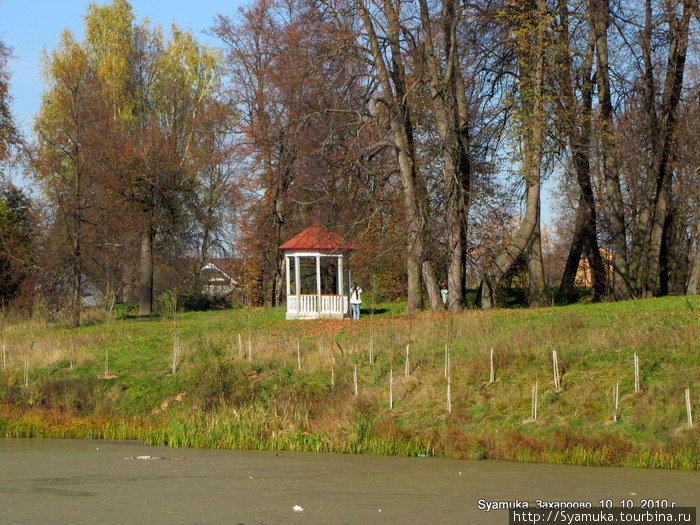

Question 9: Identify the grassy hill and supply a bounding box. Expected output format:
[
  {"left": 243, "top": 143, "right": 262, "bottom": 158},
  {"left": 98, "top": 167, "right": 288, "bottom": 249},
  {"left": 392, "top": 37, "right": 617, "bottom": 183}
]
[{"left": 0, "top": 296, "right": 698, "bottom": 469}]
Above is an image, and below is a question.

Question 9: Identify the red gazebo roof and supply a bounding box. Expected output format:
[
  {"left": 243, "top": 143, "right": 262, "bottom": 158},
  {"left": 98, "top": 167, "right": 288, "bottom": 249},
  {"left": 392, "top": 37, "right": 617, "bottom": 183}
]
[{"left": 279, "top": 223, "right": 355, "bottom": 252}]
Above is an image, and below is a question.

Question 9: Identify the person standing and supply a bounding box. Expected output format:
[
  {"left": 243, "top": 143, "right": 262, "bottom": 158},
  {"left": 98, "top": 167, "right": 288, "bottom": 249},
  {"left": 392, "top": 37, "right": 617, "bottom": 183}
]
[
  {"left": 350, "top": 283, "right": 363, "bottom": 320},
  {"left": 440, "top": 281, "right": 448, "bottom": 306}
]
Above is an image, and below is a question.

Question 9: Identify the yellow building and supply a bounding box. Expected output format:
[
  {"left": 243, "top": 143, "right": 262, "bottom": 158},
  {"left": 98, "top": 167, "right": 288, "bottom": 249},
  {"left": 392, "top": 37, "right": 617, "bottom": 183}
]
[{"left": 575, "top": 247, "right": 614, "bottom": 290}]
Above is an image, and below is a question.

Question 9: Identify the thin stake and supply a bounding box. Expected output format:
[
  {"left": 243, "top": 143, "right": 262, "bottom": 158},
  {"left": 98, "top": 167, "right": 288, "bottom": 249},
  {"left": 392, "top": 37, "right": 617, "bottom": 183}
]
[
  {"left": 404, "top": 344, "right": 410, "bottom": 377},
  {"left": 686, "top": 388, "right": 693, "bottom": 428},
  {"left": 172, "top": 337, "right": 179, "bottom": 375},
  {"left": 247, "top": 334, "right": 252, "bottom": 363},
  {"left": 531, "top": 382, "right": 538, "bottom": 420},
  {"left": 331, "top": 356, "right": 335, "bottom": 387},
  {"left": 447, "top": 376, "right": 452, "bottom": 413},
  {"left": 634, "top": 353, "right": 640, "bottom": 393},
  {"left": 389, "top": 368, "right": 393, "bottom": 409},
  {"left": 237, "top": 333, "right": 243, "bottom": 359},
  {"left": 297, "top": 339, "right": 302, "bottom": 371},
  {"left": 369, "top": 334, "right": 373, "bottom": 364},
  {"left": 489, "top": 347, "right": 495, "bottom": 384},
  {"left": 353, "top": 365, "right": 358, "bottom": 396},
  {"left": 612, "top": 383, "right": 619, "bottom": 422},
  {"left": 552, "top": 350, "right": 560, "bottom": 390},
  {"left": 104, "top": 348, "right": 109, "bottom": 377},
  {"left": 69, "top": 340, "right": 74, "bottom": 369},
  {"left": 23, "top": 357, "right": 28, "bottom": 387},
  {"left": 444, "top": 346, "right": 449, "bottom": 378}
]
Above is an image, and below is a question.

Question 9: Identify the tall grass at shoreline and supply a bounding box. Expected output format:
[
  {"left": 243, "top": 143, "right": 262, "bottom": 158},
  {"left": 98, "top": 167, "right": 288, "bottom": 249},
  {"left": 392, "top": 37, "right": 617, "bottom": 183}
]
[{"left": 0, "top": 296, "right": 698, "bottom": 469}]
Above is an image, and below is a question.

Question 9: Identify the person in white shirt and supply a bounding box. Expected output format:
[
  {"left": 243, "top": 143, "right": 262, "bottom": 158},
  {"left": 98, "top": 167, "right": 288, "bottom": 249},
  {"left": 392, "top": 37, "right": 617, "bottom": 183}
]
[{"left": 349, "top": 283, "right": 362, "bottom": 320}]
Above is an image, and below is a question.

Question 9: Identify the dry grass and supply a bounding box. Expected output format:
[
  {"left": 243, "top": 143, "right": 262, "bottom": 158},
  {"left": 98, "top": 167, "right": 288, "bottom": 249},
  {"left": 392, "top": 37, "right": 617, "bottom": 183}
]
[{"left": 0, "top": 296, "right": 698, "bottom": 468}]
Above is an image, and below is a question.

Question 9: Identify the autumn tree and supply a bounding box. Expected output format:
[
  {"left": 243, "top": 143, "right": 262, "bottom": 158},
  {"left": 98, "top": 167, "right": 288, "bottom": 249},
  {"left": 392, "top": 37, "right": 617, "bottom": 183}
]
[
  {"left": 349, "top": 0, "right": 445, "bottom": 312},
  {"left": 416, "top": 0, "right": 472, "bottom": 312},
  {"left": 552, "top": 0, "right": 608, "bottom": 300},
  {"left": 35, "top": 31, "right": 105, "bottom": 326},
  {"left": 214, "top": 0, "right": 396, "bottom": 306},
  {"left": 81, "top": 0, "right": 220, "bottom": 314},
  {"left": 476, "top": 0, "right": 549, "bottom": 308},
  {"left": 0, "top": 39, "right": 17, "bottom": 164},
  {"left": 0, "top": 184, "right": 34, "bottom": 305}
]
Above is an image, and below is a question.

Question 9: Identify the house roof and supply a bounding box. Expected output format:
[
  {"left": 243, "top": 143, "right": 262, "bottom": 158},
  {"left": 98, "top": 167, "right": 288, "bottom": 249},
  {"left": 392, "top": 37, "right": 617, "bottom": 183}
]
[
  {"left": 279, "top": 223, "right": 355, "bottom": 252},
  {"left": 201, "top": 262, "right": 237, "bottom": 286}
]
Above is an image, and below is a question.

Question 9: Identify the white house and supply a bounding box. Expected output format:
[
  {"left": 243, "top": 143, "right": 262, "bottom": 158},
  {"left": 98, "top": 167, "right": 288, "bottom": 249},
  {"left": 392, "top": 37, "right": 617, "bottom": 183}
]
[{"left": 200, "top": 261, "right": 238, "bottom": 298}]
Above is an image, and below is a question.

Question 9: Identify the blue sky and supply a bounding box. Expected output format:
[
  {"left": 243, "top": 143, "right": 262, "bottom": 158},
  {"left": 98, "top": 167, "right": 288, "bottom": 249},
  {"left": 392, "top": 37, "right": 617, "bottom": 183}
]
[{"left": 1, "top": 0, "right": 244, "bottom": 134}]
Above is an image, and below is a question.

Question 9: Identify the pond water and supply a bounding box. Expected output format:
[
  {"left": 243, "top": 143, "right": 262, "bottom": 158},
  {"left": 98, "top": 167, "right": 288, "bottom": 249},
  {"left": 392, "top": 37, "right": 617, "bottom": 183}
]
[{"left": 0, "top": 439, "right": 697, "bottom": 524}]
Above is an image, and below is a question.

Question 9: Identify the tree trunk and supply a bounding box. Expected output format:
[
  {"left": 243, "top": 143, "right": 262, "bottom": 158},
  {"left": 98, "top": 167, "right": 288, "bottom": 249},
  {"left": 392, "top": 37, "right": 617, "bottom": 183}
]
[
  {"left": 591, "top": 0, "right": 632, "bottom": 300},
  {"left": 687, "top": 181, "right": 700, "bottom": 295},
  {"left": 139, "top": 225, "right": 154, "bottom": 315},
  {"left": 643, "top": 173, "right": 671, "bottom": 297},
  {"left": 478, "top": 175, "right": 542, "bottom": 308},
  {"left": 407, "top": 254, "right": 423, "bottom": 311},
  {"left": 528, "top": 215, "right": 547, "bottom": 306},
  {"left": 273, "top": 254, "right": 285, "bottom": 306},
  {"left": 559, "top": 196, "right": 587, "bottom": 294},
  {"left": 69, "top": 157, "right": 82, "bottom": 329},
  {"left": 658, "top": 206, "right": 672, "bottom": 296}
]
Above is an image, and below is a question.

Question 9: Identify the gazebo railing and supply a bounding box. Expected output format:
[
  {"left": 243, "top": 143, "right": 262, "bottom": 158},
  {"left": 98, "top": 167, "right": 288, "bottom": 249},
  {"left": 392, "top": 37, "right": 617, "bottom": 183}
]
[
  {"left": 321, "top": 295, "right": 346, "bottom": 314},
  {"left": 287, "top": 294, "right": 347, "bottom": 318}
]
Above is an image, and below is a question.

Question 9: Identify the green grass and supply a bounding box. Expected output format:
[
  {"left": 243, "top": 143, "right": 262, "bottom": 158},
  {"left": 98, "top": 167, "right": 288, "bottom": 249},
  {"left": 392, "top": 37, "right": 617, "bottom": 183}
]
[{"left": 0, "top": 296, "right": 698, "bottom": 469}]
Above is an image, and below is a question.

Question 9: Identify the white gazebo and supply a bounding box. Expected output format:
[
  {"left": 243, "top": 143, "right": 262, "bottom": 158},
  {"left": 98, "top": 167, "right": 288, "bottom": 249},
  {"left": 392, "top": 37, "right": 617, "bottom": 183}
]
[{"left": 279, "top": 223, "right": 355, "bottom": 320}]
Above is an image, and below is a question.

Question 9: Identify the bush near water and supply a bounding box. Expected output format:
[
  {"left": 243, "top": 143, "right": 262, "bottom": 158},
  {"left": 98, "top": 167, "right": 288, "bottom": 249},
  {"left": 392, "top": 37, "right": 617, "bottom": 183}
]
[{"left": 0, "top": 296, "right": 698, "bottom": 469}]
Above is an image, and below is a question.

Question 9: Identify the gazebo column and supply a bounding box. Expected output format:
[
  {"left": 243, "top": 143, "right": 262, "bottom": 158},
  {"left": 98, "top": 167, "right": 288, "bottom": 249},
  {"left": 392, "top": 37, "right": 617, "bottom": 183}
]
[
  {"left": 338, "top": 256, "right": 344, "bottom": 296},
  {"left": 294, "top": 255, "right": 300, "bottom": 316},
  {"left": 345, "top": 256, "right": 351, "bottom": 317},
  {"left": 316, "top": 255, "right": 322, "bottom": 315},
  {"left": 285, "top": 256, "right": 291, "bottom": 297}
]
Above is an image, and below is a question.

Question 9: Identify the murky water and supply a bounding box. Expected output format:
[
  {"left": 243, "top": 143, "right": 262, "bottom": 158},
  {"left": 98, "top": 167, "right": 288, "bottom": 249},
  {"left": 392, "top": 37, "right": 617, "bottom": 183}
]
[{"left": 0, "top": 439, "right": 697, "bottom": 524}]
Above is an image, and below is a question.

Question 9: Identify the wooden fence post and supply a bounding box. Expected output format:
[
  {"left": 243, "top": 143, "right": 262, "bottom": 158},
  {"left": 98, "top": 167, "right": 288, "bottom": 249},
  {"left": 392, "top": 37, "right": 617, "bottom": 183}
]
[
  {"left": 404, "top": 344, "right": 410, "bottom": 377},
  {"left": 531, "top": 382, "right": 538, "bottom": 420},
  {"left": 444, "top": 346, "right": 449, "bottom": 379},
  {"left": 331, "top": 356, "right": 335, "bottom": 387},
  {"left": 172, "top": 337, "right": 179, "bottom": 375},
  {"left": 389, "top": 368, "right": 393, "bottom": 409}
]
